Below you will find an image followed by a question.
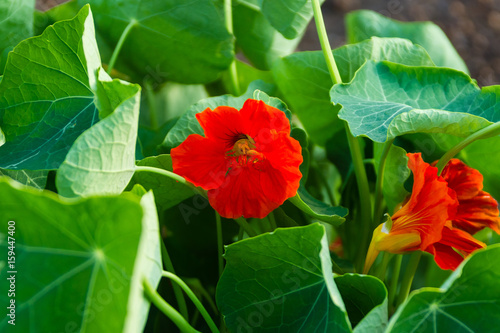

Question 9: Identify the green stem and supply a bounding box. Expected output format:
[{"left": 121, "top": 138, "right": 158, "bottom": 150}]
[
  {"left": 135, "top": 166, "right": 191, "bottom": 187},
  {"left": 143, "top": 279, "right": 199, "bottom": 333},
  {"left": 161, "top": 241, "right": 189, "bottom": 320},
  {"left": 373, "top": 139, "right": 395, "bottom": 223},
  {"left": 162, "top": 271, "right": 220, "bottom": 333},
  {"left": 107, "top": 19, "right": 137, "bottom": 75},
  {"left": 268, "top": 211, "right": 278, "bottom": 231},
  {"left": 435, "top": 121, "right": 500, "bottom": 174},
  {"left": 388, "top": 255, "right": 402, "bottom": 314},
  {"left": 234, "top": 217, "right": 258, "bottom": 237},
  {"left": 144, "top": 80, "right": 158, "bottom": 130},
  {"left": 237, "top": 226, "right": 244, "bottom": 241},
  {"left": 311, "top": 0, "right": 372, "bottom": 272},
  {"left": 396, "top": 252, "right": 421, "bottom": 308},
  {"left": 215, "top": 212, "right": 224, "bottom": 279},
  {"left": 224, "top": 0, "right": 240, "bottom": 95},
  {"left": 312, "top": 161, "right": 336, "bottom": 205},
  {"left": 373, "top": 251, "right": 392, "bottom": 281}
]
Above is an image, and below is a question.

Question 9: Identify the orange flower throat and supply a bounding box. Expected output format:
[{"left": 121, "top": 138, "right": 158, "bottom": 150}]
[{"left": 226, "top": 134, "right": 264, "bottom": 167}]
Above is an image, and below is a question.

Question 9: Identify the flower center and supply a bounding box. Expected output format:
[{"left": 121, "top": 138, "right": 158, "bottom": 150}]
[{"left": 225, "top": 134, "right": 264, "bottom": 167}]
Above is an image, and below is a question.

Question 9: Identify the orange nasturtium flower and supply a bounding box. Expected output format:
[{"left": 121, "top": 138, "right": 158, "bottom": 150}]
[
  {"left": 171, "top": 99, "right": 302, "bottom": 219},
  {"left": 364, "top": 153, "right": 500, "bottom": 273}
]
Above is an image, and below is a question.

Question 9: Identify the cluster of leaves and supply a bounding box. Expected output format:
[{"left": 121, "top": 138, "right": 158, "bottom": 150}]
[{"left": 1, "top": 0, "right": 500, "bottom": 332}]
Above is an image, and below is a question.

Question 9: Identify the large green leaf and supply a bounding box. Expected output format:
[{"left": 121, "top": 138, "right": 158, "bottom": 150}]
[
  {"left": 0, "top": 5, "right": 101, "bottom": 170},
  {"left": 0, "top": 179, "right": 161, "bottom": 333},
  {"left": 272, "top": 37, "right": 435, "bottom": 146},
  {"left": 127, "top": 154, "right": 195, "bottom": 212},
  {"left": 216, "top": 223, "right": 351, "bottom": 332},
  {"left": 258, "top": 0, "right": 324, "bottom": 39},
  {"left": 0, "top": 0, "right": 34, "bottom": 58},
  {"left": 387, "top": 244, "right": 500, "bottom": 332},
  {"left": 0, "top": 169, "right": 48, "bottom": 190},
  {"left": 335, "top": 274, "right": 387, "bottom": 333},
  {"left": 79, "top": 0, "right": 233, "bottom": 84},
  {"left": 233, "top": 0, "right": 301, "bottom": 70},
  {"left": 333, "top": 61, "right": 500, "bottom": 143},
  {"left": 346, "top": 10, "right": 468, "bottom": 73},
  {"left": 162, "top": 80, "right": 276, "bottom": 149},
  {"left": 56, "top": 72, "right": 141, "bottom": 198}
]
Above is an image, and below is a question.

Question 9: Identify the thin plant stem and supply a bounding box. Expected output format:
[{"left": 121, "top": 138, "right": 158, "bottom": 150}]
[
  {"left": 162, "top": 271, "right": 220, "bottom": 333},
  {"left": 435, "top": 121, "right": 500, "bottom": 174},
  {"left": 237, "top": 226, "right": 244, "bottom": 240},
  {"left": 373, "top": 139, "right": 395, "bottom": 224},
  {"left": 396, "top": 252, "right": 422, "bottom": 308},
  {"left": 224, "top": 0, "right": 240, "bottom": 95},
  {"left": 388, "top": 255, "right": 402, "bottom": 314},
  {"left": 234, "top": 217, "right": 258, "bottom": 237},
  {"left": 107, "top": 19, "right": 137, "bottom": 75},
  {"left": 215, "top": 212, "right": 224, "bottom": 279},
  {"left": 143, "top": 279, "right": 199, "bottom": 333},
  {"left": 373, "top": 251, "right": 392, "bottom": 281},
  {"left": 311, "top": 0, "right": 372, "bottom": 272},
  {"left": 161, "top": 241, "right": 189, "bottom": 320},
  {"left": 144, "top": 80, "right": 158, "bottom": 130},
  {"left": 268, "top": 211, "right": 278, "bottom": 231}
]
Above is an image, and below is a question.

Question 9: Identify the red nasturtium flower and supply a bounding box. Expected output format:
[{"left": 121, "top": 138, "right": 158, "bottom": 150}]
[
  {"left": 364, "top": 153, "right": 500, "bottom": 273},
  {"left": 171, "top": 99, "right": 302, "bottom": 219}
]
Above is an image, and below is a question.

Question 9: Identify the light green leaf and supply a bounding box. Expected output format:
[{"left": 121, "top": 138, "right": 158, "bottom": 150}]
[
  {"left": 56, "top": 73, "right": 141, "bottom": 198},
  {"left": 127, "top": 155, "right": 195, "bottom": 212},
  {"left": 216, "top": 223, "right": 351, "bottom": 332},
  {"left": 335, "top": 274, "right": 387, "bottom": 333},
  {"left": 387, "top": 244, "right": 500, "bottom": 333},
  {"left": 346, "top": 10, "right": 468, "bottom": 73},
  {"left": 334, "top": 61, "right": 500, "bottom": 143},
  {"left": 289, "top": 187, "right": 348, "bottom": 226},
  {"left": 163, "top": 80, "right": 275, "bottom": 149},
  {"left": 0, "top": 179, "right": 161, "bottom": 333},
  {"left": 0, "top": 169, "right": 49, "bottom": 190},
  {"left": 233, "top": 0, "right": 301, "bottom": 70},
  {"left": 258, "top": 0, "right": 324, "bottom": 39},
  {"left": 79, "top": 0, "right": 233, "bottom": 84},
  {"left": 0, "top": 5, "right": 102, "bottom": 170},
  {"left": 273, "top": 37, "right": 435, "bottom": 146},
  {"left": 222, "top": 60, "right": 275, "bottom": 95},
  {"left": 0, "top": 0, "right": 34, "bottom": 56}
]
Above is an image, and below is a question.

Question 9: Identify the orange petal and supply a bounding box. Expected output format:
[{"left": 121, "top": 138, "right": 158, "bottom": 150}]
[
  {"left": 195, "top": 106, "right": 243, "bottom": 144},
  {"left": 438, "top": 158, "right": 483, "bottom": 200}
]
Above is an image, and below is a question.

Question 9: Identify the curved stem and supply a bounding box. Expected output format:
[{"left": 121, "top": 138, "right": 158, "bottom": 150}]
[
  {"left": 373, "top": 139, "right": 395, "bottom": 224},
  {"left": 396, "top": 252, "right": 421, "bottom": 308},
  {"left": 388, "top": 255, "right": 402, "bottom": 314},
  {"left": 143, "top": 279, "right": 200, "bottom": 333},
  {"left": 107, "top": 19, "right": 137, "bottom": 75},
  {"left": 144, "top": 80, "right": 158, "bottom": 130},
  {"left": 224, "top": 0, "right": 240, "bottom": 95},
  {"left": 234, "top": 217, "right": 258, "bottom": 237},
  {"left": 162, "top": 271, "right": 220, "bottom": 333},
  {"left": 135, "top": 166, "right": 191, "bottom": 187},
  {"left": 311, "top": 0, "right": 372, "bottom": 272},
  {"left": 215, "top": 212, "right": 224, "bottom": 279},
  {"left": 161, "top": 241, "right": 189, "bottom": 320},
  {"left": 268, "top": 211, "right": 278, "bottom": 231},
  {"left": 436, "top": 121, "right": 500, "bottom": 174}
]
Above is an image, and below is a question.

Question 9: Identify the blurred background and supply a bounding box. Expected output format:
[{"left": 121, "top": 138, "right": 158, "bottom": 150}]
[{"left": 37, "top": 0, "right": 500, "bottom": 86}]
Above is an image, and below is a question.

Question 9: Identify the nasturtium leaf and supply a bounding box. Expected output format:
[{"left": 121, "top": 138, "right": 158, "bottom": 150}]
[
  {"left": 387, "top": 244, "right": 500, "bottom": 333},
  {"left": 127, "top": 154, "right": 195, "bottom": 212},
  {"left": 373, "top": 144, "right": 410, "bottom": 215},
  {"left": 0, "top": 5, "right": 103, "bottom": 170},
  {"left": 78, "top": 0, "right": 233, "bottom": 84},
  {"left": 216, "top": 223, "right": 351, "bottom": 332},
  {"left": 291, "top": 128, "right": 310, "bottom": 184},
  {"left": 273, "top": 37, "right": 435, "bottom": 146},
  {"left": 162, "top": 80, "right": 275, "bottom": 149},
  {"left": 0, "top": 0, "right": 34, "bottom": 59},
  {"left": 333, "top": 61, "right": 500, "bottom": 143},
  {"left": 233, "top": 0, "right": 301, "bottom": 70},
  {"left": 56, "top": 73, "right": 141, "bottom": 198},
  {"left": 346, "top": 10, "right": 468, "bottom": 73},
  {"left": 258, "top": 0, "right": 324, "bottom": 39},
  {"left": 0, "top": 169, "right": 49, "bottom": 190},
  {"left": 221, "top": 60, "right": 275, "bottom": 96},
  {"left": 289, "top": 187, "right": 348, "bottom": 226},
  {"left": 0, "top": 179, "right": 161, "bottom": 333},
  {"left": 335, "top": 274, "right": 387, "bottom": 333}
]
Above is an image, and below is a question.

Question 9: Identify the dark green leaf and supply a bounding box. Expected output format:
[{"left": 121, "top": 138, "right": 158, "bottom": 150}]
[
  {"left": 387, "top": 245, "right": 500, "bottom": 333},
  {"left": 289, "top": 187, "right": 348, "bottom": 226},
  {"left": 291, "top": 127, "right": 310, "bottom": 184},
  {"left": 0, "top": 179, "right": 161, "bottom": 333},
  {"left": 273, "top": 37, "right": 435, "bottom": 145},
  {"left": 346, "top": 10, "right": 468, "bottom": 73},
  {"left": 0, "top": 169, "right": 48, "bottom": 190},
  {"left": 334, "top": 61, "right": 500, "bottom": 143},
  {"left": 216, "top": 223, "right": 351, "bottom": 332}
]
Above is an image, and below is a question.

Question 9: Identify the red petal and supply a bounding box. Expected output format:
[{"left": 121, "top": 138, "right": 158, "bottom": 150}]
[
  {"left": 239, "top": 99, "right": 291, "bottom": 140},
  {"left": 195, "top": 106, "right": 243, "bottom": 145},
  {"left": 454, "top": 191, "right": 500, "bottom": 234},
  {"left": 438, "top": 159, "right": 483, "bottom": 200},
  {"left": 171, "top": 134, "right": 228, "bottom": 190},
  {"left": 425, "top": 243, "right": 464, "bottom": 270}
]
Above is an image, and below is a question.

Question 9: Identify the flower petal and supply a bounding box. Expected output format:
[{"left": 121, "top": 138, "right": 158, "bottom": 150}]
[
  {"left": 454, "top": 191, "right": 500, "bottom": 234},
  {"left": 171, "top": 134, "right": 228, "bottom": 190},
  {"left": 239, "top": 99, "right": 291, "bottom": 140},
  {"left": 438, "top": 159, "right": 483, "bottom": 200},
  {"left": 195, "top": 106, "right": 243, "bottom": 146}
]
